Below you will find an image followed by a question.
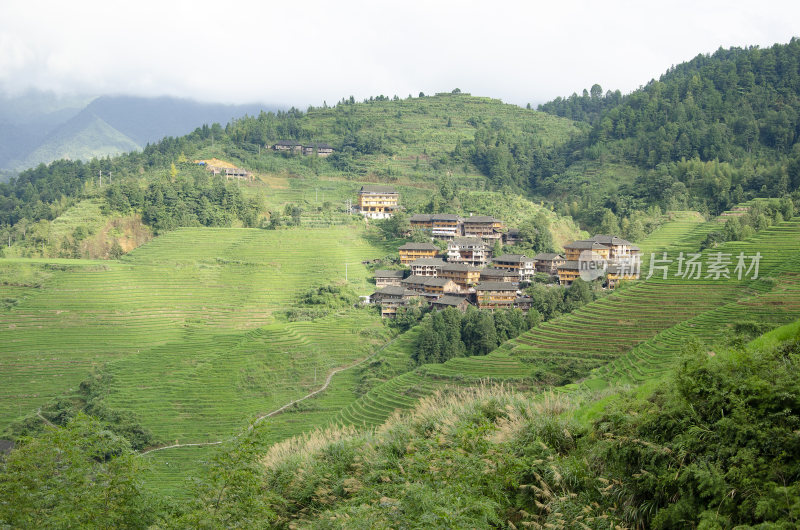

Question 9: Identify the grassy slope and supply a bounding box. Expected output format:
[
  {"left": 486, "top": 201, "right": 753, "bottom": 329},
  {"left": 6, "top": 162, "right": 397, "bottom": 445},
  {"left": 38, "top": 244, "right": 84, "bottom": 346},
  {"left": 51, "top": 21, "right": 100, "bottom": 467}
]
[
  {"left": 0, "top": 225, "right": 400, "bottom": 493},
  {"left": 216, "top": 93, "right": 583, "bottom": 180},
  {"left": 189, "top": 93, "right": 586, "bottom": 246},
  {"left": 256, "top": 320, "right": 800, "bottom": 529}
]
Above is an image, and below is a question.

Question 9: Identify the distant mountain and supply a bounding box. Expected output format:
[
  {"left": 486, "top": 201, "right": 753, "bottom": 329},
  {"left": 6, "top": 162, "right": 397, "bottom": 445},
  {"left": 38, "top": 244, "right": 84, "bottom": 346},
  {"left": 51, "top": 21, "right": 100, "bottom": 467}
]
[
  {"left": 84, "top": 96, "right": 270, "bottom": 146},
  {"left": 17, "top": 110, "right": 141, "bottom": 169},
  {"left": 0, "top": 91, "right": 283, "bottom": 175},
  {"left": 0, "top": 91, "right": 91, "bottom": 178}
]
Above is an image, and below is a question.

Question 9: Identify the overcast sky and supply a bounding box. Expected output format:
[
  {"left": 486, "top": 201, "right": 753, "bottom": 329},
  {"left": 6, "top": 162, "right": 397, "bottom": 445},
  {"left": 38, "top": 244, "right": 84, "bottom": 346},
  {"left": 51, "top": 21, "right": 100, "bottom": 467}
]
[{"left": 0, "top": 0, "right": 798, "bottom": 108}]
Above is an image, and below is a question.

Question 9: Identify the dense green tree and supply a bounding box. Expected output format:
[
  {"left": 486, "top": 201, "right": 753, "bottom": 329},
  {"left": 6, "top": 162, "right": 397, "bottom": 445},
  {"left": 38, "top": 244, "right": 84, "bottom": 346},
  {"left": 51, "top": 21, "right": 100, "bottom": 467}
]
[{"left": 0, "top": 414, "right": 155, "bottom": 529}]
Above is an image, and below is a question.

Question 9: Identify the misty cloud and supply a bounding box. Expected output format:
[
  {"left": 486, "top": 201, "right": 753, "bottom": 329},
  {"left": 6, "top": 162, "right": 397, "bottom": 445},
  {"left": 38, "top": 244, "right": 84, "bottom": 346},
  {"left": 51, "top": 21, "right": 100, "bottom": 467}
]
[{"left": 0, "top": 0, "right": 798, "bottom": 107}]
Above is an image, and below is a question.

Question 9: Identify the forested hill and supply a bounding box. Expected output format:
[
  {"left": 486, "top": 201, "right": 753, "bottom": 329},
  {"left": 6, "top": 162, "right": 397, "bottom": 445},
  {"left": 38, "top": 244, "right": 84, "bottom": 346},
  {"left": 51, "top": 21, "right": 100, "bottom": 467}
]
[
  {"left": 3, "top": 38, "right": 800, "bottom": 239},
  {"left": 540, "top": 39, "right": 800, "bottom": 167},
  {"left": 522, "top": 39, "right": 800, "bottom": 230},
  {"left": 0, "top": 92, "right": 580, "bottom": 229}
]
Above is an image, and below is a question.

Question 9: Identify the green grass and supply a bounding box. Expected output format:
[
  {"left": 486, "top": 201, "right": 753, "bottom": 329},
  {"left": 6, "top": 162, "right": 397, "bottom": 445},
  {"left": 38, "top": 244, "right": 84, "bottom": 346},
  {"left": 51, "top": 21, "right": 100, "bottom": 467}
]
[
  {"left": 0, "top": 225, "right": 401, "bottom": 496},
  {"left": 203, "top": 93, "right": 582, "bottom": 183},
  {"left": 748, "top": 317, "right": 800, "bottom": 350}
]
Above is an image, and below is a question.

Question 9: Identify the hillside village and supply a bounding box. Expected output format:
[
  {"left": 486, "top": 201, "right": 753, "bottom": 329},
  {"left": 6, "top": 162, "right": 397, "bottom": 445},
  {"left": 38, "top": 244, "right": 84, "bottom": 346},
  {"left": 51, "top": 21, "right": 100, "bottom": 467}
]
[
  {"left": 2, "top": 31, "right": 800, "bottom": 529},
  {"left": 358, "top": 186, "right": 642, "bottom": 317}
]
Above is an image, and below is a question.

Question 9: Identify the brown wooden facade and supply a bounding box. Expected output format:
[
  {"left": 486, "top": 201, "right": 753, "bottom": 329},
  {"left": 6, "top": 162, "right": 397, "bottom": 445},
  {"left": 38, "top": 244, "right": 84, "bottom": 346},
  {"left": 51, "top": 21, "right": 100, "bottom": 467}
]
[
  {"left": 398, "top": 243, "right": 438, "bottom": 265},
  {"left": 475, "top": 281, "right": 518, "bottom": 310}
]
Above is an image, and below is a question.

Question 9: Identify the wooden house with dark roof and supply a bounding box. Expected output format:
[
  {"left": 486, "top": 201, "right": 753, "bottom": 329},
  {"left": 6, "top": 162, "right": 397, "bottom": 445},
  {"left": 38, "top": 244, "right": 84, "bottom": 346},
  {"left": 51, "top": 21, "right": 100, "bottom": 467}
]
[
  {"left": 375, "top": 269, "right": 405, "bottom": 288},
  {"left": 587, "top": 235, "right": 639, "bottom": 260},
  {"left": 533, "top": 252, "right": 565, "bottom": 275},
  {"left": 557, "top": 260, "right": 582, "bottom": 286},
  {"left": 409, "top": 213, "right": 463, "bottom": 238},
  {"left": 431, "top": 295, "right": 472, "bottom": 312},
  {"left": 492, "top": 253, "right": 535, "bottom": 282},
  {"left": 439, "top": 262, "right": 481, "bottom": 290},
  {"left": 480, "top": 267, "right": 519, "bottom": 283},
  {"left": 514, "top": 296, "right": 534, "bottom": 311},
  {"left": 409, "top": 213, "right": 434, "bottom": 231},
  {"left": 398, "top": 242, "right": 439, "bottom": 265},
  {"left": 401, "top": 275, "right": 431, "bottom": 292},
  {"left": 559, "top": 234, "right": 641, "bottom": 287},
  {"left": 503, "top": 227, "right": 521, "bottom": 245},
  {"left": 430, "top": 214, "right": 462, "bottom": 238},
  {"left": 371, "top": 286, "right": 420, "bottom": 317},
  {"left": 273, "top": 140, "right": 303, "bottom": 152},
  {"left": 446, "top": 237, "right": 489, "bottom": 267},
  {"left": 422, "top": 277, "right": 460, "bottom": 296},
  {"left": 409, "top": 258, "right": 447, "bottom": 276},
  {"left": 563, "top": 240, "right": 611, "bottom": 261},
  {"left": 301, "top": 142, "right": 334, "bottom": 156},
  {"left": 462, "top": 215, "right": 504, "bottom": 240},
  {"left": 475, "top": 281, "right": 518, "bottom": 310},
  {"left": 358, "top": 185, "right": 399, "bottom": 219}
]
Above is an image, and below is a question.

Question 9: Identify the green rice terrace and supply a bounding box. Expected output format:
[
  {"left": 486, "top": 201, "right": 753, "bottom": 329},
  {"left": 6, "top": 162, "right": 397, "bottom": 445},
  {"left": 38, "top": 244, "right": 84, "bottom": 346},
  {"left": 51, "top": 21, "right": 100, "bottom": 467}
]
[
  {"left": 0, "top": 226, "right": 400, "bottom": 490},
  {"left": 2, "top": 205, "right": 800, "bottom": 499}
]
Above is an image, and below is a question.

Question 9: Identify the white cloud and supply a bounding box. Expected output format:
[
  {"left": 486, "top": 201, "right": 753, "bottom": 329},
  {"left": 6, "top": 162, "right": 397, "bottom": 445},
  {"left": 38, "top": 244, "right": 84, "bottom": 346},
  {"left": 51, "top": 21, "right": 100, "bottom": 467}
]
[{"left": 0, "top": 0, "right": 798, "bottom": 106}]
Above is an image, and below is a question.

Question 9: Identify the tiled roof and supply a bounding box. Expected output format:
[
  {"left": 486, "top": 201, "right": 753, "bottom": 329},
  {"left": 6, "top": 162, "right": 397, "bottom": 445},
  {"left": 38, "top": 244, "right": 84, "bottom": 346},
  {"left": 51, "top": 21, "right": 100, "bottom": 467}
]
[
  {"left": 374, "top": 286, "right": 414, "bottom": 297},
  {"left": 410, "top": 258, "right": 447, "bottom": 267},
  {"left": 476, "top": 281, "right": 518, "bottom": 291},
  {"left": 494, "top": 253, "right": 532, "bottom": 263},
  {"left": 440, "top": 263, "right": 480, "bottom": 272},
  {"left": 399, "top": 242, "right": 438, "bottom": 251},
  {"left": 563, "top": 240, "right": 610, "bottom": 250},
  {"left": 559, "top": 260, "right": 581, "bottom": 270},
  {"left": 433, "top": 295, "right": 471, "bottom": 307},
  {"left": 464, "top": 215, "right": 499, "bottom": 223},
  {"left": 449, "top": 237, "right": 485, "bottom": 247},
  {"left": 410, "top": 214, "right": 433, "bottom": 222},
  {"left": 533, "top": 252, "right": 564, "bottom": 261},
  {"left": 480, "top": 268, "right": 518, "bottom": 278},
  {"left": 589, "top": 234, "right": 633, "bottom": 246},
  {"left": 359, "top": 185, "right": 398, "bottom": 194},
  {"left": 375, "top": 269, "right": 405, "bottom": 278},
  {"left": 425, "top": 277, "right": 455, "bottom": 287}
]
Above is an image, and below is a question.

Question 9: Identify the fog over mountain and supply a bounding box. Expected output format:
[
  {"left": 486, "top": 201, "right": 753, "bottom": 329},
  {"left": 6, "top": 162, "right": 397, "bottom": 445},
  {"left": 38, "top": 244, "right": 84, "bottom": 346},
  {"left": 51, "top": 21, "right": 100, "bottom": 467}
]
[{"left": 0, "top": 90, "right": 282, "bottom": 177}]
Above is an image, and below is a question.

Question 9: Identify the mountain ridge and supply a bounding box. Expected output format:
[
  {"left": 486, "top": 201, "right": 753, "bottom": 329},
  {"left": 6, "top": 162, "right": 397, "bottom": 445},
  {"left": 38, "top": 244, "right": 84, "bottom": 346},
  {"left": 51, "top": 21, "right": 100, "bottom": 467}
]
[{"left": 0, "top": 91, "right": 284, "bottom": 174}]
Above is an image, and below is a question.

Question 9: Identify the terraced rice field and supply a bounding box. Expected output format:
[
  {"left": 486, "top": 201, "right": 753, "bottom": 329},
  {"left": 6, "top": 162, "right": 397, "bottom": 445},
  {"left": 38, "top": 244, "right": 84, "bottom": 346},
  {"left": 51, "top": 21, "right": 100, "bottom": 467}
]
[
  {"left": 0, "top": 226, "right": 393, "bottom": 436},
  {"left": 637, "top": 211, "right": 706, "bottom": 258},
  {"left": 334, "top": 215, "right": 800, "bottom": 429}
]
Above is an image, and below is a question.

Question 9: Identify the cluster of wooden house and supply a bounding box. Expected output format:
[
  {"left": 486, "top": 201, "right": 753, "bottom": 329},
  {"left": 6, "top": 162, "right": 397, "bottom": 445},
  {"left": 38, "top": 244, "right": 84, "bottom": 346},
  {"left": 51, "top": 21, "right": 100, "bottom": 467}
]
[
  {"left": 409, "top": 213, "right": 507, "bottom": 241},
  {"left": 371, "top": 248, "right": 564, "bottom": 317},
  {"left": 352, "top": 185, "right": 642, "bottom": 316},
  {"left": 271, "top": 141, "right": 335, "bottom": 157},
  {"left": 371, "top": 234, "right": 641, "bottom": 317},
  {"left": 558, "top": 235, "right": 641, "bottom": 287},
  {"left": 354, "top": 186, "right": 510, "bottom": 238}
]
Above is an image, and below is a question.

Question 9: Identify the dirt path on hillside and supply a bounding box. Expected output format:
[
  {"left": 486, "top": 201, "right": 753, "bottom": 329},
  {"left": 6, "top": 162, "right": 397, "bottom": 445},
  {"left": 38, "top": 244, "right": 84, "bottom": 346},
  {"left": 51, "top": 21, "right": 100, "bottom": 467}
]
[{"left": 136, "top": 336, "right": 397, "bottom": 456}]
